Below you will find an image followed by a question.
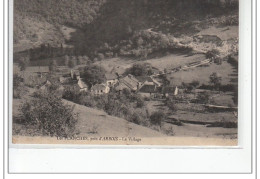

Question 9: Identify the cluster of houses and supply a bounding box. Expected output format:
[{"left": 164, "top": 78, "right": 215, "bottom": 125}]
[{"left": 19, "top": 64, "right": 179, "bottom": 98}]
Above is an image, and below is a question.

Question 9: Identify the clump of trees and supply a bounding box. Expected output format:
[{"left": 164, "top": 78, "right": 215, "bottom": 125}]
[
  {"left": 80, "top": 64, "right": 106, "bottom": 87},
  {"left": 196, "top": 92, "right": 210, "bottom": 104},
  {"left": 20, "top": 91, "right": 78, "bottom": 137},
  {"left": 182, "top": 80, "right": 200, "bottom": 93},
  {"left": 206, "top": 49, "right": 220, "bottom": 60},
  {"left": 13, "top": 74, "right": 25, "bottom": 98},
  {"left": 150, "top": 111, "right": 166, "bottom": 128},
  {"left": 124, "top": 63, "right": 153, "bottom": 76},
  {"left": 165, "top": 97, "right": 178, "bottom": 112}
]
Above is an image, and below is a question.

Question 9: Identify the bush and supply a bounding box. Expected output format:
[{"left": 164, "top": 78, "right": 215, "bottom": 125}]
[
  {"left": 136, "top": 97, "right": 144, "bottom": 108},
  {"left": 165, "top": 98, "right": 177, "bottom": 111},
  {"left": 150, "top": 111, "right": 165, "bottom": 127},
  {"left": 196, "top": 92, "right": 210, "bottom": 104},
  {"left": 20, "top": 92, "right": 78, "bottom": 137},
  {"left": 130, "top": 113, "right": 141, "bottom": 125},
  {"left": 209, "top": 72, "right": 222, "bottom": 90},
  {"left": 13, "top": 74, "right": 24, "bottom": 98},
  {"left": 206, "top": 49, "right": 220, "bottom": 59}
]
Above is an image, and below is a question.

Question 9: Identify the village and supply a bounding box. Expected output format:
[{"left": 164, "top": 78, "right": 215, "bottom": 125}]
[{"left": 13, "top": 48, "right": 238, "bottom": 139}]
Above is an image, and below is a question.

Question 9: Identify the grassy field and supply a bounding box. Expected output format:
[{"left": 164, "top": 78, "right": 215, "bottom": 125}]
[
  {"left": 143, "top": 53, "right": 206, "bottom": 71},
  {"left": 96, "top": 53, "right": 206, "bottom": 74},
  {"left": 143, "top": 98, "right": 237, "bottom": 139},
  {"left": 167, "top": 61, "right": 238, "bottom": 86}
]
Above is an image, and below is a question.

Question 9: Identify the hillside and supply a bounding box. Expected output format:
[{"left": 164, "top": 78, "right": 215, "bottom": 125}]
[
  {"left": 13, "top": 96, "right": 165, "bottom": 138},
  {"left": 14, "top": 0, "right": 106, "bottom": 52},
  {"left": 13, "top": 0, "right": 238, "bottom": 56}
]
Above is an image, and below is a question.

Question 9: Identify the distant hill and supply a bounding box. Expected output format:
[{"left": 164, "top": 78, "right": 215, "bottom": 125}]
[
  {"left": 14, "top": 0, "right": 106, "bottom": 52},
  {"left": 13, "top": 0, "right": 238, "bottom": 57}
]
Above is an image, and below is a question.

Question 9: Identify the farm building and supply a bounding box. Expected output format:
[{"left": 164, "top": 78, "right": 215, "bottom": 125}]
[
  {"left": 161, "top": 86, "right": 179, "bottom": 97},
  {"left": 115, "top": 74, "right": 140, "bottom": 92},
  {"left": 138, "top": 84, "right": 157, "bottom": 98},
  {"left": 105, "top": 73, "right": 118, "bottom": 87},
  {"left": 91, "top": 84, "right": 110, "bottom": 95},
  {"left": 136, "top": 76, "right": 162, "bottom": 87}
]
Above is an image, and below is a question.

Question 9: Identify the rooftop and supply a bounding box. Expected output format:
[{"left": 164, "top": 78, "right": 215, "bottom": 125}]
[{"left": 138, "top": 84, "right": 157, "bottom": 93}]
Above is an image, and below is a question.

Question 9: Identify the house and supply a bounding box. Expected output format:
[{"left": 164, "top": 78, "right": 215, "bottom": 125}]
[
  {"left": 115, "top": 74, "right": 140, "bottom": 92},
  {"left": 105, "top": 73, "right": 118, "bottom": 87},
  {"left": 135, "top": 76, "right": 162, "bottom": 88},
  {"left": 161, "top": 86, "right": 178, "bottom": 97},
  {"left": 138, "top": 84, "right": 157, "bottom": 98},
  {"left": 91, "top": 84, "right": 110, "bottom": 95},
  {"left": 77, "top": 78, "right": 88, "bottom": 92}
]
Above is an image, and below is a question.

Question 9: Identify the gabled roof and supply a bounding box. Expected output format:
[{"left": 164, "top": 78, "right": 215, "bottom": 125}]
[
  {"left": 135, "top": 76, "right": 154, "bottom": 83},
  {"left": 138, "top": 84, "right": 156, "bottom": 93},
  {"left": 162, "top": 86, "right": 176, "bottom": 93},
  {"left": 121, "top": 75, "right": 139, "bottom": 89},
  {"left": 25, "top": 66, "right": 49, "bottom": 73},
  {"left": 115, "top": 82, "right": 130, "bottom": 91}
]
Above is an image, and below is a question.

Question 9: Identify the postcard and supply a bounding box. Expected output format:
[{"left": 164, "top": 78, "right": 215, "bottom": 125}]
[{"left": 12, "top": 0, "right": 239, "bottom": 146}]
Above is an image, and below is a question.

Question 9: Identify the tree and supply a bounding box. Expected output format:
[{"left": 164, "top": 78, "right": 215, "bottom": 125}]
[
  {"left": 49, "top": 60, "right": 57, "bottom": 72},
  {"left": 209, "top": 72, "right": 222, "bottom": 90},
  {"left": 64, "top": 55, "right": 70, "bottom": 66},
  {"left": 18, "top": 57, "right": 30, "bottom": 71},
  {"left": 125, "top": 63, "right": 153, "bottom": 76},
  {"left": 13, "top": 74, "right": 24, "bottom": 98},
  {"left": 68, "top": 58, "right": 75, "bottom": 68},
  {"left": 196, "top": 92, "right": 210, "bottom": 104},
  {"left": 97, "top": 53, "right": 105, "bottom": 60},
  {"left": 150, "top": 111, "right": 165, "bottom": 128},
  {"left": 81, "top": 64, "right": 106, "bottom": 87},
  {"left": 136, "top": 96, "right": 144, "bottom": 108},
  {"left": 206, "top": 49, "right": 220, "bottom": 60},
  {"left": 20, "top": 91, "right": 78, "bottom": 137},
  {"left": 165, "top": 97, "right": 177, "bottom": 111}
]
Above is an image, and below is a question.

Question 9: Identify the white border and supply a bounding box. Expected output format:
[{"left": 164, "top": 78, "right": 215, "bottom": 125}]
[{"left": 2, "top": 0, "right": 256, "bottom": 176}]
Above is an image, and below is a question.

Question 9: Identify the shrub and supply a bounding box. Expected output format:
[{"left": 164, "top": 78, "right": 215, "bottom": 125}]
[
  {"left": 206, "top": 49, "right": 220, "bottom": 60},
  {"left": 209, "top": 72, "right": 222, "bottom": 90},
  {"left": 165, "top": 98, "right": 177, "bottom": 111},
  {"left": 136, "top": 97, "right": 144, "bottom": 108},
  {"left": 196, "top": 92, "right": 210, "bottom": 104},
  {"left": 20, "top": 92, "right": 78, "bottom": 137},
  {"left": 13, "top": 74, "right": 24, "bottom": 98},
  {"left": 150, "top": 111, "right": 166, "bottom": 127},
  {"left": 130, "top": 113, "right": 141, "bottom": 125}
]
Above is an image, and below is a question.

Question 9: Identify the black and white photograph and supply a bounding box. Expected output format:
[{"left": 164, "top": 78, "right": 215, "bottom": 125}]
[{"left": 12, "top": 0, "right": 239, "bottom": 145}]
